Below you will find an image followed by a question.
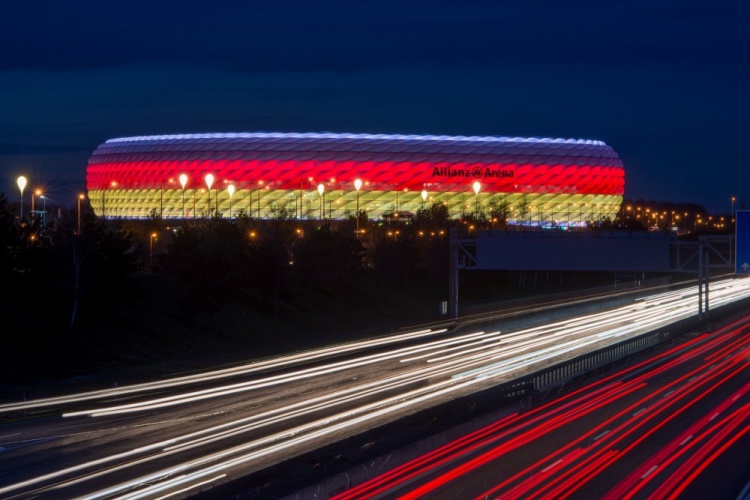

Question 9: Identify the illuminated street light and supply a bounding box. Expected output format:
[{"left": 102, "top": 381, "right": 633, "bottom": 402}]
[
  {"left": 39, "top": 195, "right": 46, "bottom": 226},
  {"left": 731, "top": 196, "right": 736, "bottom": 224},
  {"left": 421, "top": 189, "right": 428, "bottom": 211},
  {"left": 473, "top": 181, "right": 481, "bottom": 217},
  {"left": 257, "top": 180, "right": 264, "bottom": 219},
  {"left": 317, "top": 183, "right": 325, "bottom": 220},
  {"left": 16, "top": 176, "right": 27, "bottom": 220},
  {"left": 103, "top": 181, "right": 117, "bottom": 220},
  {"left": 354, "top": 178, "right": 362, "bottom": 233},
  {"left": 205, "top": 173, "right": 214, "bottom": 216},
  {"left": 77, "top": 194, "right": 85, "bottom": 235},
  {"left": 31, "top": 188, "right": 41, "bottom": 214},
  {"left": 150, "top": 232, "right": 157, "bottom": 267},
  {"left": 179, "top": 173, "right": 188, "bottom": 220},
  {"left": 227, "top": 183, "right": 235, "bottom": 219}
]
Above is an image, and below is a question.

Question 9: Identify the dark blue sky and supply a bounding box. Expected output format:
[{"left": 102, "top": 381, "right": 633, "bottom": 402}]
[{"left": 2, "top": 0, "right": 748, "bottom": 214}]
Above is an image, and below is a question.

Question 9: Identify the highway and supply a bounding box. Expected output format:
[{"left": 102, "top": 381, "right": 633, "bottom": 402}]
[
  {"left": 332, "top": 312, "right": 750, "bottom": 499},
  {"left": 1, "top": 277, "right": 750, "bottom": 499}
]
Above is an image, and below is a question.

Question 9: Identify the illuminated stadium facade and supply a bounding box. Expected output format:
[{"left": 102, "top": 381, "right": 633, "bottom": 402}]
[{"left": 86, "top": 132, "right": 625, "bottom": 224}]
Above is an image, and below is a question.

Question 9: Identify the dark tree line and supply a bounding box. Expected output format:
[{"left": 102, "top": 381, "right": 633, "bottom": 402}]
[
  {"left": 157, "top": 206, "right": 452, "bottom": 320},
  {"left": 1, "top": 193, "right": 141, "bottom": 379},
  {"left": 2, "top": 191, "right": 723, "bottom": 382}
]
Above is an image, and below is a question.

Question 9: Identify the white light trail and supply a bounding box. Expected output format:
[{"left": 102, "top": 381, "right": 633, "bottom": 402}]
[{"left": 4, "top": 278, "right": 750, "bottom": 499}]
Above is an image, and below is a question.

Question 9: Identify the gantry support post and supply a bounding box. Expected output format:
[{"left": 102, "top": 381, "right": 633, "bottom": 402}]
[{"left": 449, "top": 228, "right": 459, "bottom": 322}]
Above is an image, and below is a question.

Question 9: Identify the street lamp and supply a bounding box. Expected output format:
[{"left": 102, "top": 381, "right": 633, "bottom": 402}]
[
  {"left": 77, "top": 194, "right": 85, "bottom": 235},
  {"left": 103, "top": 181, "right": 117, "bottom": 220},
  {"left": 317, "top": 183, "right": 325, "bottom": 220},
  {"left": 257, "top": 180, "right": 264, "bottom": 219},
  {"left": 159, "top": 181, "right": 164, "bottom": 221},
  {"left": 205, "top": 173, "right": 214, "bottom": 217},
  {"left": 421, "top": 189, "right": 428, "bottom": 211},
  {"left": 179, "top": 173, "right": 188, "bottom": 220},
  {"left": 16, "top": 176, "right": 27, "bottom": 220},
  {"left": 31, "top": 188, "right": 41, "bottom": 214},
  {"left": 731, "top": 196, "right": 736, "bottom": 224},
  {"left": 227, "top": 183, "right": 235, "bottom": 219},
  {"left": 150, "top": 232, "right": 157, "bottom": 267},
  {"left": 354, "top": 178, "right": 362, "bottom": 233},
  {"left": 473, "top": 181, "right": 481, "bottom": 217},
  {"left": 39, "top": 195, "right": 46, "bottom": 226}
]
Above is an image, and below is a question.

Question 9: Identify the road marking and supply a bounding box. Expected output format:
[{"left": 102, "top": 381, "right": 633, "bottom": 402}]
[
  {"left": 641, "top": 465, "right": 659, "bottom": 478},
  {"left": 593, "top": 430, "right": 610, "bottom": 441},
  {"left": 680, "top": 435, "right": 693, "bottom": 445},
  {"left": 543, "top": 459, "right": 563, "bottom": 472}
]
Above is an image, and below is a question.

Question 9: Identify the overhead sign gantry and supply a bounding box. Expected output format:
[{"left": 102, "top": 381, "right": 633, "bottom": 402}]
[
  {"left": 736, "top": 210, "right": 750, "bottom": 274},
  {"left": 449, "top": 228, "right": 736, "bottom": 321}
]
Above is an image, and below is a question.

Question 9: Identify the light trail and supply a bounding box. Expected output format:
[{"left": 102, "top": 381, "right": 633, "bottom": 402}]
[
  {"left": 333, "top": 314, "right": 750, "bottom": 500},
  {"left": 0, "top": 327, "right": 447, "bottom": 414},
  {"left": 2, "top": 278, "right": 750, "bottom": 499}
]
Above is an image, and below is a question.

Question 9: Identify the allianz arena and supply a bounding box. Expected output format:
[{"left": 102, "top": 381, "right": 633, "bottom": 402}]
[{"left": 86, "top": 132, "right": 624, "bottom": 224}]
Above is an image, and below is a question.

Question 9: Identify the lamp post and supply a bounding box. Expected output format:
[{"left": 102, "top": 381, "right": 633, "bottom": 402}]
[
  {"left": 205, "top": 173, "right": 214, "bottom": 217},
  {"left": 39, "top": 195, "right": 46, "bottom": 226},
  {"left": 77, "top": 194, "right": 84, "bottom": 235},
  {"left": 179, "top": 174, "right": 188, "bottom": 220},
  {"left": 257, "top": 180, "right": 264, "bottom": 219},
  {"left": 473, "top": 181, "right": 481, "bottom": 217},
  {"left": 150, "top": 232, "right": 157, "bottom": 267},
  {"left": 317, "top": 183, "right": 325, "bottom": 220},
  {"left": 31, "top": 188, "right": 40, "bottom": 214},
  {"left": 16, "top": 176, "right": 27, "bottom": 220},
  {"left": 103, "top": 181, "right": 117, "bottom": 220},
  {"left": 421, "top": 189, "right": 428, "bottom": 211},
  {"left": 159, "top": 180, "right": 164, "bottom": 221},
  {"left": 110, "top": 181, "right": 117, "bottom": 219},
  {"left": 731, "top": 196, "right": 736, "bottom": 224},
  {"left": 227, "top": 183, "right": 235, "bottom": 219},
  {"left": 354, "top": 178, "right": 362, "bottom": 233}
]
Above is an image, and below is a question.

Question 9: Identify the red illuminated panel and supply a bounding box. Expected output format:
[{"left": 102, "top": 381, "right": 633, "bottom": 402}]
[{"left": 87, "top": 160, "right": 624, "bottom": 195}]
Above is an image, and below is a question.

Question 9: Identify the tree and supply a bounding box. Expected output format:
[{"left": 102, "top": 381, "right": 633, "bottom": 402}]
[
  {"left": 487, "top": 195, "right": 511, "bottom": 228},
  {"left": 516, "top": 195, "right": 530, "bottom": 226},
  {"left": 292, "top": 223, "right": 365, "bottom": 295}
]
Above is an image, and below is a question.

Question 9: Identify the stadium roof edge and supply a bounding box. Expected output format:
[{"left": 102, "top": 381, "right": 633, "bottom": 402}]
[{"left": 104, "top": 132, "right": 607, "bottom": 146}]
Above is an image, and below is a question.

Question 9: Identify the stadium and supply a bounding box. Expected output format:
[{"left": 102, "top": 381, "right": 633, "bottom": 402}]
[{"left": 86, "top": 132, "right": 625, "bottom": 225}]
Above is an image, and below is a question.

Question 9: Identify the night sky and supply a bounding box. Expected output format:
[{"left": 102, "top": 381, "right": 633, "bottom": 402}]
[{"left": 2, "top": 1, "right": 748, "bottom": 214}]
